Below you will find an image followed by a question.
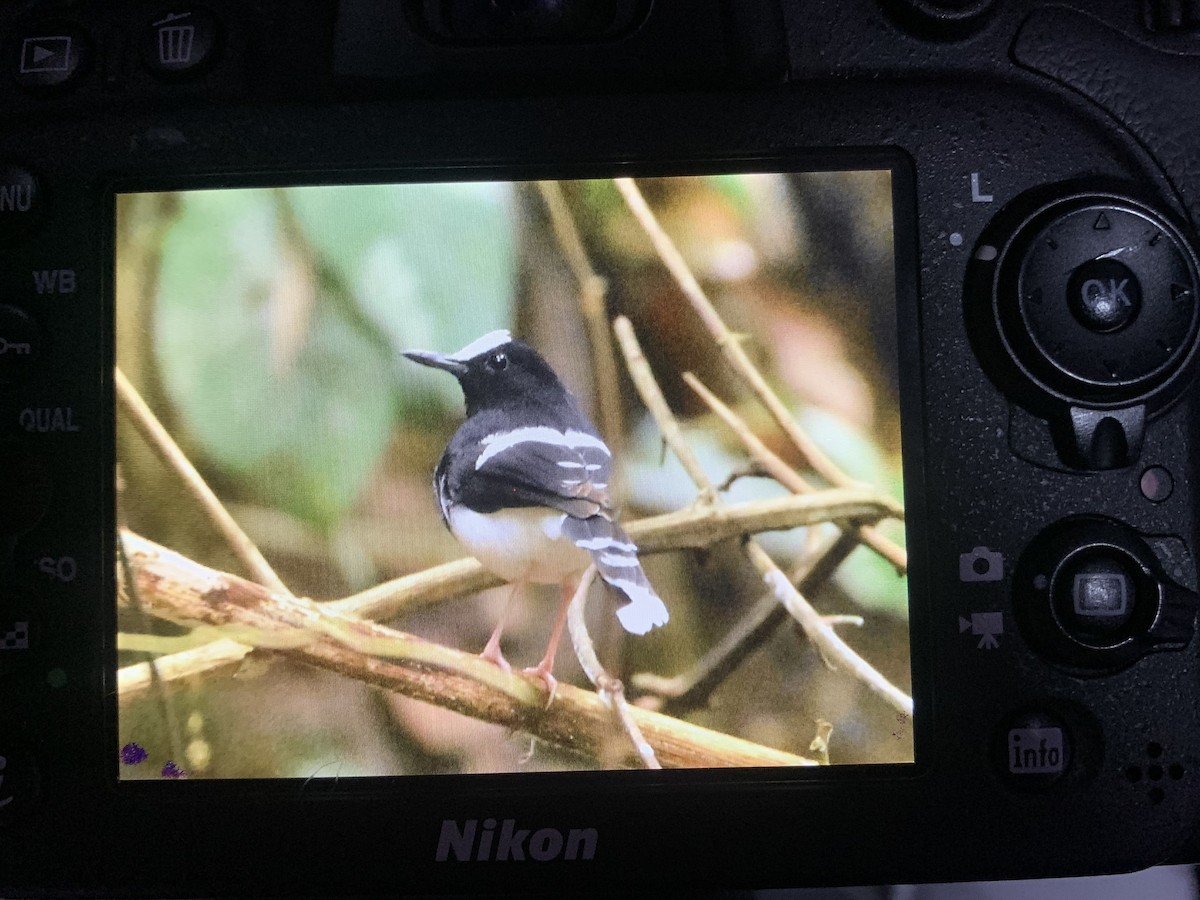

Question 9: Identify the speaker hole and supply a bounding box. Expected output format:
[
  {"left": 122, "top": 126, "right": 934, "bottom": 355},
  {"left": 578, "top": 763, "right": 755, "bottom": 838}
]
[
  {"left": 1148, "top": 764, "right": 1164, "bottom": 781},
  {"left": 1169, "top": 763, "right": 1184, "bottom": 780},
  {"left": 1147, "top": 742, "right": 1163, "bottom": 758}
]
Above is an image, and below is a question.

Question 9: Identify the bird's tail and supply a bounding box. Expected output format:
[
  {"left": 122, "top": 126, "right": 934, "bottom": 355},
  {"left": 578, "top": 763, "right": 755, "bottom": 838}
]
[{"left": 562, "top": 516, "right": 668, "bottom": 635}]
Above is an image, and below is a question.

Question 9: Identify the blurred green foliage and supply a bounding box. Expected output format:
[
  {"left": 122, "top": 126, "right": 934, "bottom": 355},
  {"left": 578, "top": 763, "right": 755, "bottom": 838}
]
[{"left": 154, "top": 183, "right": 516, "bottom": 530}]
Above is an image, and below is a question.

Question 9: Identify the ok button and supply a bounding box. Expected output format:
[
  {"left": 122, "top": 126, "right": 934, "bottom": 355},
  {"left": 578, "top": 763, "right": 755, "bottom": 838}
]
[
  {"left": 1067, "top": 258, "right": 1142, "bottom": 333},
  {"left": 0, "top": 306, "right": 40, "bottom": 386}
]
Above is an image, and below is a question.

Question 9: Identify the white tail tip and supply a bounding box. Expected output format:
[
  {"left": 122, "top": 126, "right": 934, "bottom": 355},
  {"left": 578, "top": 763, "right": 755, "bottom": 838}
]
[{"left": 614, "top": 588, "right": 669, "bottom": 635}]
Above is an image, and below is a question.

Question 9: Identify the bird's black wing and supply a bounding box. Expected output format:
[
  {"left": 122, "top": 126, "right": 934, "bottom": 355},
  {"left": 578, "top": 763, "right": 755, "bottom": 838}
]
[{"left": 447, "top": 422, "right": 614, "bottom": 519}]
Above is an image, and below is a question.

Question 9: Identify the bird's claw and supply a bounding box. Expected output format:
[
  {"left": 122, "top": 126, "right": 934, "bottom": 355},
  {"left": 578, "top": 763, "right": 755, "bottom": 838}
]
[
  {"left": 523, "top": 665, "right": 558, "bottom": 707},
  {"left": 479, "top": 644, "right": 512, "bottom": 674}
]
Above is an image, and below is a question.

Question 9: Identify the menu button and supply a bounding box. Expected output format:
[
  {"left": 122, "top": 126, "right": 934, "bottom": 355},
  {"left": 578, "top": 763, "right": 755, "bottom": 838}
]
[{"left": 0, "top": 167, "right": 43, "bottom": 243}]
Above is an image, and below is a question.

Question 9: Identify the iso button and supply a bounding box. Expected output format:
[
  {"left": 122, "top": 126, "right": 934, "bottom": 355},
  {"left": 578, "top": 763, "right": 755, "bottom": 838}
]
[
  {"left": 0, "top": 306, "right": 41, "bottom": 385},
  {"left": 141, "top": 7, "right": 222, "bottom": 79},
  {"left": 0, "top": 167, "right": 44, "bottom": 244}
]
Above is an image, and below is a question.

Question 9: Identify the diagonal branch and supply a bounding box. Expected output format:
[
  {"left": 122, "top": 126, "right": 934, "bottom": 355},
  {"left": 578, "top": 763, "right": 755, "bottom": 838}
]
[
  {"left": 613, "top": 177, "right": 847, "bottom": 488},
  {"left": 116, "top": 366, "right": 291, "bottom": 595},
  {"left": 566, "top": 566, "right": 661, "bottom": 769},
  {"left": 683, "top": 371, "right": 906, "bottom": 573},
  {"left": 536, "top": 181, "right": 625, "bottom": 456},
  {"left": 612, "top": 316, "right": 913, "bottom": 717},
  {"left": 121, "top": 529, "right": 816, "bottom": 768}
]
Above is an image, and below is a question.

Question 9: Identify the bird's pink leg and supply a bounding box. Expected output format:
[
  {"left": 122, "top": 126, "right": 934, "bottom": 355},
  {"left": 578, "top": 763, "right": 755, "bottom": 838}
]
[
  {"left": 523, "top": 579, "right": 575, "bottom": 704},
  {"left": 480, "top": 582, "right": 522, "bottom": 673}
]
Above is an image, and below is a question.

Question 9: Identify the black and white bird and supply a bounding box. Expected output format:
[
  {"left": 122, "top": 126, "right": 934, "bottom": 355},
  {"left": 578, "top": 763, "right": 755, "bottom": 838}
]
[{"left": 403, "top": 329, "right": 668, "bottom": 694}]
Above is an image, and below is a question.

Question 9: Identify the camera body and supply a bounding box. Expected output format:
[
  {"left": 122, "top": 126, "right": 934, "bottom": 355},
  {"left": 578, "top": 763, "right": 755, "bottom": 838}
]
[{"left": 1, "top": 0, "right": 1199, "bottom": 895}]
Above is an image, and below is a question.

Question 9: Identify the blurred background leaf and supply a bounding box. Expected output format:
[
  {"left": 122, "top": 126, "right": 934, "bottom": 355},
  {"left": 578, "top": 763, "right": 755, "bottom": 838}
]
[{"left": 154, "top": 184, "right": 516, "bottom": 531}]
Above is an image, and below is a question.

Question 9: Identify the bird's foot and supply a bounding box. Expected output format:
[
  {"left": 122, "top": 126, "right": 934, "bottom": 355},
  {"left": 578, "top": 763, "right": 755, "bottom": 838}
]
[
  {"left": 479, "top": 642, "right": 512, "bottom": 674},
  {"left": 522, "top": 663, "right": 558, "bottom": 707}
]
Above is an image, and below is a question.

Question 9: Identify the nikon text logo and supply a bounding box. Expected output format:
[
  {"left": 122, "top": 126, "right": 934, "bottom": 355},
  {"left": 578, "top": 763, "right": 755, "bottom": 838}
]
[{"left": 435, "top": 818, "right": 597, "bottom": 862}]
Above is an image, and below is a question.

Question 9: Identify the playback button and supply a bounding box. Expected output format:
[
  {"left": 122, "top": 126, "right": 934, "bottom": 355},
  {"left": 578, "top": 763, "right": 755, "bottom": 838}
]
[
  {"left": 12, "top": 23, "right": 91, "bottom": 90},
  {"left": 0, "top": 306, "right": 41, "bottom": 385}
]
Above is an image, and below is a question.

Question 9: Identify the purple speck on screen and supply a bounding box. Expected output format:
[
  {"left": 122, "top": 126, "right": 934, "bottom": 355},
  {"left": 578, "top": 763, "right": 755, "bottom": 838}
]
[
  {"left": 161, "top": 761, "right": 187, "bottom": 779},
  {"left": 120, "top": 743, "right": 149, "bottom": 766}
]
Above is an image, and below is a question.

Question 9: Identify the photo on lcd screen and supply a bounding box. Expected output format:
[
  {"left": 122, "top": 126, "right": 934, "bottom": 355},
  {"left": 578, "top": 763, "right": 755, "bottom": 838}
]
[{"left": 114, "top": 171, "right": 912, "bottom": 778}]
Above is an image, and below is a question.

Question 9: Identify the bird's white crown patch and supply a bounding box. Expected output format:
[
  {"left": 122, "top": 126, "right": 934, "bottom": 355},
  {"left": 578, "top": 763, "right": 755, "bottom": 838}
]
[{"left": 448, "top": 329, "right": 513, "bottom": 361}]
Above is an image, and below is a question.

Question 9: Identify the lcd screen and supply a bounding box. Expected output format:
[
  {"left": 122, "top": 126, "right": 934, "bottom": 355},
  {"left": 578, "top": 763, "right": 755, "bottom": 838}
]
[{"left": 114, "top": 169, "right": 913, "bottom": 779}]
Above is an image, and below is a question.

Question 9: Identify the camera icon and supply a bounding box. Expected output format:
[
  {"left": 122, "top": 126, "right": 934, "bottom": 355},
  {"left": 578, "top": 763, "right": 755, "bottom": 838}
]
[{"left": 959, "top": 546, "right": 1004, "bottom": 583}]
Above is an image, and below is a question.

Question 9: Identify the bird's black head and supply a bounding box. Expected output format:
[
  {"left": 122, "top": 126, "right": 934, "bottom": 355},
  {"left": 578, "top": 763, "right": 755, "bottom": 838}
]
[{"left": 403, "top": 330, "right": 573, "bottom": 417}]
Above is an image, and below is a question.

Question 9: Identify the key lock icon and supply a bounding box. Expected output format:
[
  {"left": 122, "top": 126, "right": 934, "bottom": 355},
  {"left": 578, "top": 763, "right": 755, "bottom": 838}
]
[{"left": 0, "top": 756, "right": 12, "bottom": 809}]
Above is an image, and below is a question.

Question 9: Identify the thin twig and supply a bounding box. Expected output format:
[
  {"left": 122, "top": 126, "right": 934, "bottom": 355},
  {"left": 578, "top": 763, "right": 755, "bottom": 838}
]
[
  {"left": 536, "top": 181, "right": 625, "bottom": 455},
  {"left": 753, "top": 543, "right": 912, "bottom": 716},
  {"left": 684, "top": 371, "right": 907, "bottom": 573},
  {"left": 115, "top": 366, "right": 291, "bottom": 596},
  {"left": 631, "top": 528, "right": 860, "bottom": 713},
  {"left": 121, "top": 530, "right": 815, "bottom": 768},
  {"left": 613, "top": 317, "right": 716, "bottom": 505},
  {"left": 612, "top": 318, "right": 913, "bottom": 717},
  {"left": 613, "top": 177, "right": 847, "bottom": 488},
  {"left": 566, "top": 566, "right": 660, "bottom": 769}
]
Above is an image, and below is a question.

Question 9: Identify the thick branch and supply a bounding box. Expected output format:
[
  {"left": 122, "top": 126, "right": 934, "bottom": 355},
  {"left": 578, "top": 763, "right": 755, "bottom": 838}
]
[
  {"left": 120, "top": 530, "right": 815, "bottom": 768},
  {"left": 324, "top": 487, "right": 898, "bottom": 619}
]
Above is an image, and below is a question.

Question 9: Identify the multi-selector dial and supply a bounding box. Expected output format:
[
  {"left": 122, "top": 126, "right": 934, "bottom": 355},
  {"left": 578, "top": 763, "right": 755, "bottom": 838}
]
[{"left": 968, "top": 189, "right": 1200, "bottom": 470}]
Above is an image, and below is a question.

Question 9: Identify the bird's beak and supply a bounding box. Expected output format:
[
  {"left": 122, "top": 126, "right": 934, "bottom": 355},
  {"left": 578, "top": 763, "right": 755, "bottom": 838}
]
[{"left": 402, "top": 349, "right": 469, "bottom": 376}]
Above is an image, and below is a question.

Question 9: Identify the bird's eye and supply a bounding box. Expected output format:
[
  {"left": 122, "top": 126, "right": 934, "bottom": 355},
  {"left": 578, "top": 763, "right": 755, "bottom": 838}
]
[{"left": 487, "top": 352, "right": 508, "bottom": 371}]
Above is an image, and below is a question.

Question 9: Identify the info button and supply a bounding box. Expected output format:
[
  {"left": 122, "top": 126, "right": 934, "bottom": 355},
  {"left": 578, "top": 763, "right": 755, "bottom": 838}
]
[{"left": 996, "top": 710, "right": 1072, "bottom": 787}]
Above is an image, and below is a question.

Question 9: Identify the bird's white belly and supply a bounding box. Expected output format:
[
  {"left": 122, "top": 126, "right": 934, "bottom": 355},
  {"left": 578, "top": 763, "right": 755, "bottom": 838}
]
[{"left": 447, "top": 506, "right": 591, "bottom": 584}]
